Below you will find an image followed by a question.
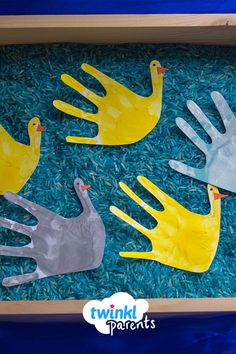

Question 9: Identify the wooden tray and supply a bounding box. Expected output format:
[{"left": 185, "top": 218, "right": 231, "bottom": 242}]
[
  {"left": 0, "top": 14, "right": 236, "bottom": 45},
  {"left": 0, "top": 9, "right": 235, "bottom": 316}
]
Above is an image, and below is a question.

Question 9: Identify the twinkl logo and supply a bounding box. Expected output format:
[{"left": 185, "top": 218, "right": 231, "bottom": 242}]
[
  {"left": 83, "top": 292, "right": 155, "bottom": 335},
  {"left": 91, "top": 304, "right": 137, "bottom": 320}
]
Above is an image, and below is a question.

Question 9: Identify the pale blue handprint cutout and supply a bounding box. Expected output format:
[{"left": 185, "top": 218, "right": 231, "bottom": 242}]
[{"left": 169, "top": 91, "right": 236, "bottom": 193}]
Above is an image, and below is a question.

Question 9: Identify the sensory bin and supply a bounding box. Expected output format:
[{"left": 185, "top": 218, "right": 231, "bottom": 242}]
[{"left": 0, "top": 43, "right": 235, "bottom": 300}]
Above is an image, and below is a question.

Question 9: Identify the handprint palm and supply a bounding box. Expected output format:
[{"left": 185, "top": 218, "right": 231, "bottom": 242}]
[
  {"left": 53, "top": 61, "right": 165, "bottom": 145},
  {"left": 169, "top": 91, "right": 236, "bottom": 193},
  {"left": 110, "top": 176, "right": 223, "bottom": 273},
  {"left": 0, "top": 178, "right": 105, "bottom": 287}
]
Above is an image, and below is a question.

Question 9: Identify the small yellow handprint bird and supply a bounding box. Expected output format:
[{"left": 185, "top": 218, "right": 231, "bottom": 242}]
[
  {"left": 0, "top": 117, "right": 46, "bottom": 194},
  {"left": 53, "top": 61, "right": 167, "bottom": 145},
  {"left": 110, "top": 176, "right": 227, "bottom": 273}
]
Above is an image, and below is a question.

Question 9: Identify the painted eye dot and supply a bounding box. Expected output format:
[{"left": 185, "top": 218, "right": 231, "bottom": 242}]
[
  {"left": 210, "top": 188, "right": 213, "bottom": 191},
  {"left": 153, "top": 63, "right": 156, "bottom": 66},
  {"left": 33, "top": 123, "right": 36, "bottom": 126}
]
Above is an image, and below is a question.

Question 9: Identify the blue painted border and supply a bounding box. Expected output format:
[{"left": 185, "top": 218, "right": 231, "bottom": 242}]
[
  {"left": 0, "top": 314, "right": 235, "bottom": 354},
  {"left": 0, "top": 0, "right": 235, "bottom": 15},
  {"left": 0, "top": 314, "right": 236, "bottom": 354}
]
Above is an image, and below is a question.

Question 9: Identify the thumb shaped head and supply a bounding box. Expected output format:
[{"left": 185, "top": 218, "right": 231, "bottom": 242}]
[
  {"left": 150, "top": 60, "right": 168, "bottom": 76},
  {"left": 149, "top": 60, "right": 167, "bottom": 97},
  {"left": 74, "top": 177, "right": 90, "bottom": 194},
  {"left": 28, "top": 117, "right": 46, "bottom": 146},
  {"left": 74, "top": 178, "right": 93, "bottom": 211},
  {"left": 207, "top": 184, "right": 228, "bottom": 214}
]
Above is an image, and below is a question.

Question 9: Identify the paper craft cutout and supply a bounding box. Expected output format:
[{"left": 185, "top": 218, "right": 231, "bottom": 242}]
[
  {"left": 110, "top": 176, "right": 227, "bottom": 273},
  {"left": 0, "top": 178, "right": 106, "bottom": 287},
  {"left": 53, "top": 61, "right": 167, "bottom": 145},
  {"left": 169, "top": 91, "right": 236, "bottom": 193},
  {"left": 0, "top": 117, "right": 45, "bottom": 194}
]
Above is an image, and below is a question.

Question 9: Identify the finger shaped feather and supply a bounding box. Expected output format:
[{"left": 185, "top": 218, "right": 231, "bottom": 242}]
[
  {"left": 137, "top": 176, "right": 180, "bottom": 210},
  {"left": 53, "top": 100, "right": 98, "bottom": 122},
  {"left": 0, "top": 216, "right": 33, "bottom": 237},
  {"left": 120, "top": 251, "right": 156, "bottom": 260},
  {"left": 61, "top": 73, "right": 102, "bottom": 106},
  {"left": 109, "top": 206, "right": 152, "bottom": 239},
  {"left": 81, "top": 63, "right": 112, "bottom": 90},
  {"left": 4, "top": 192, "right": 54, "bottom": 221},
  {"left": 187, "top": 100, "right": 219, "bottom": 140},
  {"left": 211, "top": 91, "right": 236, "bottom": 130},
  {"left": 2, "top": 272, "right": 40, "bottom": 287},
  {"left": 0, "top": 245, "right": 33, "bottom": 258},
  {"left": 168, "top": 160, "right": 203, "bottom": 180},
  {"left": 119, "top": 182, "right": 161, "bottom": 220},
  {"left": 176, "top": 117, "right": 209, "bottom": 154}
]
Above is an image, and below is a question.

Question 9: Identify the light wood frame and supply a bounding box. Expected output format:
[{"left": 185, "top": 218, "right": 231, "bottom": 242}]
[
  {"left": 0, "top": 13, "right": 235, "bottom": 316},
  {"left": 0, "top": 14, "right": 236, "bottom": 45},
  {"left": 0, "top": 298, "right": 235, "bottom": 318}
]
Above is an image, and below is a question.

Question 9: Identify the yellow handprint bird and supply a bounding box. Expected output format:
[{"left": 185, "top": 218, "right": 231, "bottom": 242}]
[
  {"left": 110, "top": 176, "right": 227, "bottom": 273},
  {"left": 0, "top": 117, "right": 46, "bottom": 194},
  {"left": 53, "top": 60, "right": 167, "bottom": 145}
]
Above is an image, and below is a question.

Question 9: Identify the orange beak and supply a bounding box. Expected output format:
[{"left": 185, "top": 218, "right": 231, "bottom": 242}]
[
  {"left": 81, "top": 184, "right": 90, "bottom": 191},
  {"left": 37, "top": 124, "right": 46, "bottom": 132},
  {"left": 157, "top": 67, "right": 168, "bottom": 74},
  {"left": 214, "top": 192, "right": 228, "bottom": 200}
]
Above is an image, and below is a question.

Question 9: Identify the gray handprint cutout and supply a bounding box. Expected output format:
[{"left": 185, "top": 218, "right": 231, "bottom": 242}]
[
  {"left": 0, "top": 178, "right": 106, "bottom": 287},
  {"left": 169, "top": 91, "right": 236, "bottom": 193}
]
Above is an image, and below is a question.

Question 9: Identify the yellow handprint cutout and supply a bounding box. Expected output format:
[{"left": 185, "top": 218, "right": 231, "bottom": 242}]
[
  {"left": 0, "top": 117, "right": 45, "bottom": 194},
  {"left": 110, "top": 176, "right": 227, "bottom": 273},
  {"left": 53, "top": 61, "right": 166, "bottom": 145}
]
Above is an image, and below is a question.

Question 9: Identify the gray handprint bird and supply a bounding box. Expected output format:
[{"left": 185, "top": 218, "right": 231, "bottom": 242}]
[
  {"left": 0, "top": 178, "right": 106, "bottom": 287},
  {"left": 169, "top": 91, "right": 236, "bottom": 193}
]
